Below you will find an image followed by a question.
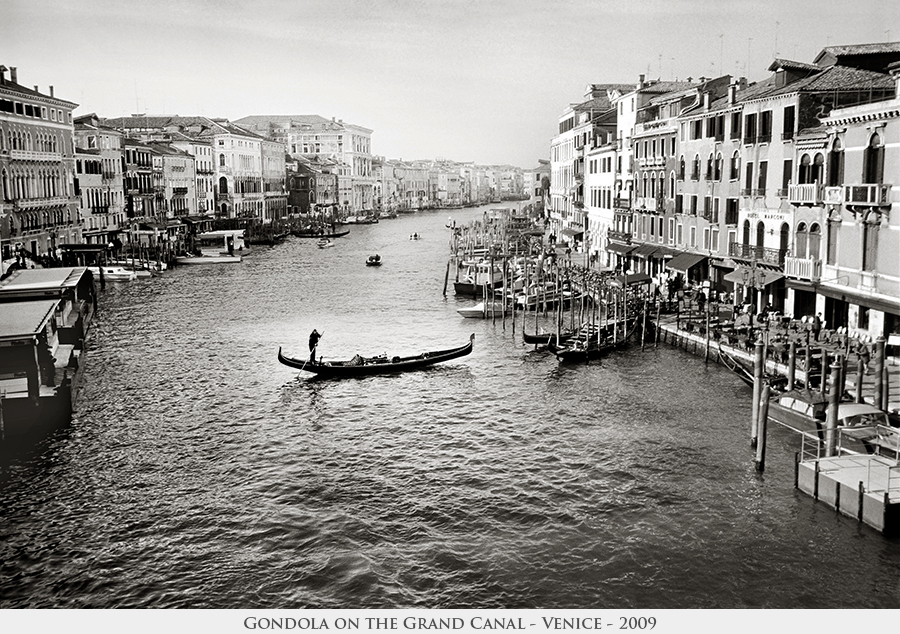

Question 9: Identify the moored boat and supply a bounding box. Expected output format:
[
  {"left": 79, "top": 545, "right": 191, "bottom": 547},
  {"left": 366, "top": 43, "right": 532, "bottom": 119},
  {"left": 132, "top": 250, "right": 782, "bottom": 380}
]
[
  {"left": 176, "top": 229, "right": 245, "bottom": 264},
  {"left": 317, "top": 238, "right": 334, "bottom": 249},
  {"left": 277, "top": 334, "right": 475, "bottom": 377},
  {"left": 457, "top": 300, "right": 509, "bottom": 318},
  {"left": 366, "top": 254, "right": 382, "bottom": 266},
  {"left": 87, "top": 266, "right": 138, "bottom": 282}
]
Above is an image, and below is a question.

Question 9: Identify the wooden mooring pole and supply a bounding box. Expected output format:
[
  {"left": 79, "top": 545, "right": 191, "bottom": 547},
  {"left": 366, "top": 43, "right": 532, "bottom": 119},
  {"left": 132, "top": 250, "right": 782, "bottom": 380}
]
[
  {"left": 751, "top": 339, "right": 764, "bottom": 449},
  {"left": 755, "top": 383, "right": 771, "bottom": 471}
]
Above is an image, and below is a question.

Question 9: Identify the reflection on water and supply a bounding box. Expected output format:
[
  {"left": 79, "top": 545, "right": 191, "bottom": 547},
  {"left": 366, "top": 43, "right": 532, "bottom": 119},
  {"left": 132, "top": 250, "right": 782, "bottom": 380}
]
[{"left": 1, "top": 204, "right": 900, "bottom": 609}]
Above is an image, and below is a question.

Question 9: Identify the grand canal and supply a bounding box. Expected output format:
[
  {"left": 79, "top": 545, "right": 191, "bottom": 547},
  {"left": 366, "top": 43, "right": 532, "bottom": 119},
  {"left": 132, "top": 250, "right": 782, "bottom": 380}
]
[{"left": 1, "top": 204, "right": 899, "bottom": 609}]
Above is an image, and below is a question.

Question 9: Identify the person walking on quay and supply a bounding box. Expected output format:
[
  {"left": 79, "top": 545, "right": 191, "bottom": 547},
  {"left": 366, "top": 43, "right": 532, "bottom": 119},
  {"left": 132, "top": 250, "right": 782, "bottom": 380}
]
[
  {"left": 696, "top": 288, "right": 706, "bottom": 313},
  {"left": 308, "top": 329, "right": 322, "bottom": 363},
  {"left": 812, "top": 312, "right": 822, "bottom": 341},
  {"left": 856, "top": 339, "right": 871, "bottom": 374}
]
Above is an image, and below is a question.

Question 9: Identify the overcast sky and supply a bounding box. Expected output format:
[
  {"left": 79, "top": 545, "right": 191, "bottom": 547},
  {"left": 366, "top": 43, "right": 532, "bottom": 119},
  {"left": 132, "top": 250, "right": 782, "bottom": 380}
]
[{"left": 4, "top": 0, "right": 896, "bottom": 168}]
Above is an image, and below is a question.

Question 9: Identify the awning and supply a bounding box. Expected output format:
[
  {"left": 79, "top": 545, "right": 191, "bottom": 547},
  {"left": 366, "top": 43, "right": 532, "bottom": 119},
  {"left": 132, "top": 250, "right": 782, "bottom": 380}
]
[
  {"left": 612, "top": 272, "right": 653, "bottom": 287},
  {"left": 724, "top": 267, "right": 785, "bottom": 287},
  {"left": 631, "top": 243, "right": 659, "bottom": 259},
  {"left": 665, "top": 252, "right": 707, "bottom": 274},
  {"left": 606, "top": 242, "right": 636, "bottom": 255},
  {"left": 561, "top": 228, "right": 584, "bottom": 239},
  {"left": 814, "top": 284, "right": 900, "bottom": 316}
]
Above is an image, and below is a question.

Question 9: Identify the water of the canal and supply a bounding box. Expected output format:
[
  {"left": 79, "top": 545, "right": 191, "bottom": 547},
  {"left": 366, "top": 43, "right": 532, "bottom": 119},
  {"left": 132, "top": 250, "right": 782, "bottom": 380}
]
[{"left": 1, "top": 203, "right": 899, "bottom": 609}]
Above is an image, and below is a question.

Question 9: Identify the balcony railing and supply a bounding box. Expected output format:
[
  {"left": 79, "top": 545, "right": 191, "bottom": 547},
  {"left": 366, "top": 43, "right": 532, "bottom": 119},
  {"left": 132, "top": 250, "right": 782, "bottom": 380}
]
[
  {"left": 824, "top": 186, "right": 843, "bottom": 204},
  {"left": 783, "top": 256, "right": 822, "bottom": 281},
  {"left": 13, "top": 196, "right": 72, "bottom": 210},
  {"left": 608, "top": 230, "right": 632, "bottom": 243},
  {"left": 788, "top": 183, "right": 824, "bottom": 205},
  {"left": 613, "top": 197, "right": 631, "bottom": 210},
  {"left": 844, "top": 183, "right": 891, "bottom": 206},
  {"left": 728, "top": 242, "right": 786, "bottom": 266}
]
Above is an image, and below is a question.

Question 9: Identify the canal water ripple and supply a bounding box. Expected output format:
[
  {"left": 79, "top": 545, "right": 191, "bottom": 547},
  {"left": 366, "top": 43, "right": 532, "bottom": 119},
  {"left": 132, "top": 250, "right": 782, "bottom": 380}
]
[{"left": 1, "top": 204, "right": 899, "bottom": 609}]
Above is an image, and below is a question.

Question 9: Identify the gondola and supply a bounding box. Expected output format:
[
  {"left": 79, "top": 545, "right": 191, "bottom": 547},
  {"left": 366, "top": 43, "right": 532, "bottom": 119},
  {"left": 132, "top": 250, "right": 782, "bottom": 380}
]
[
  {"left": 717, "top": 343, "right": 790, "bottom": 391},
  {"left": 551, "top": 319, "right": 638, "bottom": 362},
  {"left": 293, "top": 229, "right": 351, "bottom": 238},
  {"left": 277, "top": 334, "right": 475, "bottom": 377}
]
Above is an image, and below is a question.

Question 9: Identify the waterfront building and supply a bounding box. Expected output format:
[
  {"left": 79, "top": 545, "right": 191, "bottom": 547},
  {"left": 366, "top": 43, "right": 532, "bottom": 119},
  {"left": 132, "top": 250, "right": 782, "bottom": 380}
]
[
  {"left": 668, "top": 76, "right": 745, "bottom": 294},
  {"left": 73, "top": 114, "right": 126, "bottom": 248},
  {"left": 724, "top": 50, "right": 897, "bottom": 317},
  {"left": 786, "top": 60, "right": 900, "bottom": 342},
  {"left": 169, "top": 133, "right": 215, "bottom": 215},
  {"left": 0, "top": 66, "right": 79, "bottom": 271},
  {"left": 581, "top": 107, "right": 618, "bottom": 267},
  {"left": 235, "top": 115, "right": 374, "bottom": 216}
]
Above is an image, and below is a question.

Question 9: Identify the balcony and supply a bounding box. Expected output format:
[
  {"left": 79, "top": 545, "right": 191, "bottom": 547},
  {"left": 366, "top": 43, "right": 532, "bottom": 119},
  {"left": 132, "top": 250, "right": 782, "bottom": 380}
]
[
  {"left": 608, "top": 229, "right": 632, "bottom": 243},
  {"left": 13, "top": 196, "right": 72, "bottom": 210},
  {"left": 729, "top": 242, "right": 786, "bottom": 266},
  {"left": 788, "top": 183, "right": 823, "bottom": 205},
  {"left": 783, "top": 256, "right": 822, "bottom": 281},
  {"left": 10, "top": 149, "right": 63, "bottom": 162},
  {"left": 172, "top": 187, "right": 189, "bottom": 195},
  {"left": 824, "top": 186, "right": 843, "bottom": 204},
  {"left": 844, "top": 183, "right": 891, "bottom": 207},
  {"left": 613, "top": 197, "right": 631, "bottom": 210}
]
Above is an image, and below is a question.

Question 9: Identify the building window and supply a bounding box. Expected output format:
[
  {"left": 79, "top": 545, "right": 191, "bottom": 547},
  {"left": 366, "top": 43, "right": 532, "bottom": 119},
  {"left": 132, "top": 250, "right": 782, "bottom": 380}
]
[
  {"left": 730, "top": 151, "right": 740, "bottom": 180},
  {"left": 782, "top": 105, "right": 795, "bottom": 140},
  {"left": 863, "top": 133, "right": 884, "bottom": 184},
  {"left": 827, "top": 139, "right": 844, "bottom": 187},
  {"left": 826, "top": 219, "right": 838, "bottom": 265},
  {"left": 796, "top": 222, "right": 808, "bottom": 258},
  {"left": 862, "top": 211, "right": 879, "bottom": 270}
]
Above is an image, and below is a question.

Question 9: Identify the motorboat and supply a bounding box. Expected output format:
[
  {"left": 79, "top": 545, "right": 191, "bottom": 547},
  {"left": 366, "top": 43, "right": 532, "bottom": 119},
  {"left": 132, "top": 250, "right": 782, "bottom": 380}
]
[
  {"left": 87, "top": 266, "right": 138, "bottom": 282},
  {"left": 317, "top": 238, "right": 334, "bottom": 249},
  {"left": 366, "top": 254, "right": 382, "bottom": 266},
  {"left": 176, "top": 230, "right": 245, "bottom": 264}
]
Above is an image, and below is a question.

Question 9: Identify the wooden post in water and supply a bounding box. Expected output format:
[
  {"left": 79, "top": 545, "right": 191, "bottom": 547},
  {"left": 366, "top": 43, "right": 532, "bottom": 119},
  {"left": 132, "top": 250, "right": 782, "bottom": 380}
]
[
  {"left": 655, "top": 298, "right": 661, "bottom": 348},
  {"left": 855, "top": 355, "right": 865, "bottom": 403},
  {"left": 787, "top": 341, "right": 797, "bottom": 390},
  {"left": 641, "top": 299, "right": 647, "bottom": 350},
  {"left": 820, "top": 347, "right": 829, "bottom": 396},
  {"left": 751, "top": 339, "right": 764, "bottom": 448},
  {"left": 839, "top": 354, "right": 847, "bottom": 400},
  {"left": 443, "top": 259, "right": 451, "bottom": 296},
  {"left": 756, "top": 383, "right": 771, "bottom": 471},
  {"left": 704, "top": 298, "right": 710, "bottom": 363},
  {"left": 824, "top": 361, "right": 842, "bottom": 457},
  {"left": 873, "top": 336, "right": 885, "bottom": 411}
]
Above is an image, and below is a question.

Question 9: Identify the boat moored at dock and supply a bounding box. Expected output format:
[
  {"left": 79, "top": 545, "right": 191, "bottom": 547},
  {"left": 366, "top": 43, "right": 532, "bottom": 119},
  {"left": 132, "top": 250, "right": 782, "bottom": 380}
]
[{"left": 176, "top": 229, "right": 246, "bottom": 264}]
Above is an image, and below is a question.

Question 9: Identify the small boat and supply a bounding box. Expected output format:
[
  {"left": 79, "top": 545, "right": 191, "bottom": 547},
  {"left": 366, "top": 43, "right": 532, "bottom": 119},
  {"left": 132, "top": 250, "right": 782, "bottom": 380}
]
[
  {"left": 176, "top": 230, "right": 245, "bottom": 264},
  {"left": 294, "top": 229, "right": 350, "bottom": 239},
  {"left": 410, "top": 233, "right": 421, "bottom": 240},
  {"left": 718, "top": 344, "right": 790, "bottom": 391},
  {"left": 277, "top": 334, "right": 475, "bottom": 377},
  {"left": 551, "top": 319, "right": 638, "bottom": 362},
  {"left": 317, "top": 238, "right": 334, "bottom": 249},
  {"left": 366, "top": 254, "right": 382, "bottom": 266},
  {"left": 457, "top": 300, "right": 508, "bottom": 318},
  {"left": 766, "top": 390, "right": 899, "bottom": 454},
  {"left": 87, "top": 265, "right": 138, "bottom": 282}
]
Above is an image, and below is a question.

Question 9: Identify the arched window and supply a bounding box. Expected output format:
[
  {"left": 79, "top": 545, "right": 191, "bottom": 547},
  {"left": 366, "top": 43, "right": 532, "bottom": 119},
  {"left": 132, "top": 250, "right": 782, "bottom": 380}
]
[
  {"left": 862, "top": 210, "right": 880, "bottom": 270},
  {"left": 679, "top": 156, "right": 685, "bottom": 180},
  {"left": 730, "top": 151, "right": 740, "bottom": 180},
  {"left": 780, "top": 222, "right": 790, "bottom": 261},
  {"left": 218, "top": 176, "right": 228, "bottom": 194},
  {"left": 218, "top": 153, "right": 226, "bottom": 167},
  {"left": 669, "top": 171, "right": 675, "bottom": 198},
  {"left": 756, "top": 220, "right": 765, "bottom": 247},
  {"left": 812, "top": 153, "right": 825, "bottom": 183},
  {"left": 796, "top": 222, "right": 808, "bottom": 259},
  {"left": 742, "top": 219, "right": 751, "bottom": 245},
  {"left": 714, "top": 153, "right": 723, "bottom": 181},
  {"left": 799, "top": 154, "right": 812, "bottom": 184},
  {"left": 808, "top": 223, "right": 821, "bottom": 259},
  {"left": 864, "top": 133, "right": 884, "bottom": 184},
  {"left": 827, "top": 139, "right": 844, "bottom": 187},
  {"left": 691, "top": 154, "right": 700, "bottom": 180},
  {"left": 706, "top": 153, "right": 714, "bottom": 179}
]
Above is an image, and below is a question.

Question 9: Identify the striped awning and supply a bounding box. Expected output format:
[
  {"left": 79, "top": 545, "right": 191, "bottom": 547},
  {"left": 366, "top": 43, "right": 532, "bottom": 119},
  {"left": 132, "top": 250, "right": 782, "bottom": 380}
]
[{"left": 665, "top": 252, "right": 707, "bottom": 274}]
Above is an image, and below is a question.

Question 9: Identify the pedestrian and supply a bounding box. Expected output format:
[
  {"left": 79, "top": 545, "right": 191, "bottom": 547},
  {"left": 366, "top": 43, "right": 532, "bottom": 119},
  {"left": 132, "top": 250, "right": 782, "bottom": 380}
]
[
  {"left": 696, "top": 289, "right": 706, "bottom": 313},
  {"left": 812, "top": 313, "right": 822, "bottom": 341},
  {"left": 308, "top": 329, "right": 322, "bottom": 363},
  {"left": 856, "top": 339, "right": 871, "bottom": 374}
]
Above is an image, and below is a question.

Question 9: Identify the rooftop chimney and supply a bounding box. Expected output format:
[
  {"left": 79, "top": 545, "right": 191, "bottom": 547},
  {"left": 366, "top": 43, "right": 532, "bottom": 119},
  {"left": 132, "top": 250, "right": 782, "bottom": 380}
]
[
  {"left": 49, "top": 85, "right": 54, "bottom": 97},
  {"left": 703, "top": 92, "right": 710, "bottom": 109},
  {"left": 0, "top": 65, "right": 6, "bottom": 83},
  {"left": 728, "top": 83, "right": 736, "bottom": 104},
  {"left": 638, "top": 74, "right": 645, "bottom": 88},
  {"left": 10, "top": 67, "right": 16, "bottom": 84}
]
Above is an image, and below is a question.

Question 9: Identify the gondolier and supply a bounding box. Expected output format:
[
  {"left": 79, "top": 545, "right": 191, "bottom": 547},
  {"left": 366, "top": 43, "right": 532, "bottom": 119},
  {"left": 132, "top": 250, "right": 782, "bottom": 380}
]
[{"left": 308, "top": 329, "right": 322, "bottom": 362}]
